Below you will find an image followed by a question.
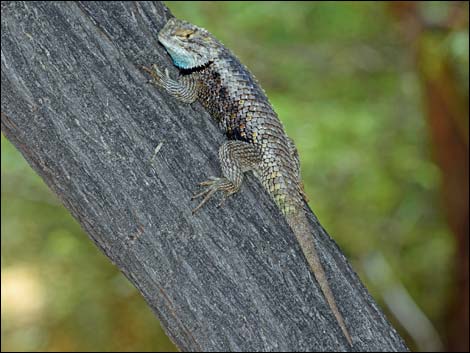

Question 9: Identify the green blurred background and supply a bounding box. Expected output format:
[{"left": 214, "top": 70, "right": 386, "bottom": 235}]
[{"left": 2, "top": 1, "right": 468, "bottom": 352}]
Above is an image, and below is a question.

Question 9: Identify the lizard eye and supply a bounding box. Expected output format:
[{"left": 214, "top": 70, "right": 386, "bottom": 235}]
[{"left": 175, "top": 29, "right": 194, "bottom": 39}]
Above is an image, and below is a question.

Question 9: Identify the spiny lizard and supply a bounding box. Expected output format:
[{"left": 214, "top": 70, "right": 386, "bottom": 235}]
[{"left": 143, "top": 17, "right": 353, "bottom": 346}]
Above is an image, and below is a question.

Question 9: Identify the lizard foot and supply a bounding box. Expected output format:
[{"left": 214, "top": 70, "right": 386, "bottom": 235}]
[
  {"left": 191, "top": 176, "right": 237, "bottom": 214},
  {"left": 141, "top": 64, "right": 170, "bottom": 87}
]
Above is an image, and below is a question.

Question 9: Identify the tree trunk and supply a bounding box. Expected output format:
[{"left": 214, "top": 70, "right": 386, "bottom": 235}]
[{"left": 1, "top": 2, "right": 408, "bottom": 351}]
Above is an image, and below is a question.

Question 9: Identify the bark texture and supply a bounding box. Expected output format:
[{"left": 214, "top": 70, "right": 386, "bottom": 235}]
[{"left": 1, "top": 2, "right": 408, "bottom": 351}]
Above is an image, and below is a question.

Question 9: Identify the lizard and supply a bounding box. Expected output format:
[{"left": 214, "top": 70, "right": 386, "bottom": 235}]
[{"left": 143, "top": 17, "right": 353, "bottom": 347}]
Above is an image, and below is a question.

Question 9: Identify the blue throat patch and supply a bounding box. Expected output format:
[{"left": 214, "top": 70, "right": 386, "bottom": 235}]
[{"left": 167, "top": 48, "right": 192, "bottom": 69}]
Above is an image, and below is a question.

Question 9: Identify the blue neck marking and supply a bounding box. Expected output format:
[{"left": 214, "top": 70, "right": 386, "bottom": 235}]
[
  {"left": 167, "top": 49, "right": 192, "bottom": 69},
  {"left": 172, "top": 56, "right": 191, "bottom": 69}
]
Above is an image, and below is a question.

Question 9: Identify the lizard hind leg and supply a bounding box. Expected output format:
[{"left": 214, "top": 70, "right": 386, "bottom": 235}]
[{"left": 192, "top": 140, "right": 262, "bottom": 214}]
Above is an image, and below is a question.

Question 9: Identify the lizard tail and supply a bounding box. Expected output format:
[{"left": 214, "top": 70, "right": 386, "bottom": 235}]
[{"left": 285, "top": 210, "right": 353, "bottom": 346}]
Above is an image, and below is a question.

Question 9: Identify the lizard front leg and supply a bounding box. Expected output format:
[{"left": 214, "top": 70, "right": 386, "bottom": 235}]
[
  {"left": 192, "top": 140, "right": 262, "bottom": 213},
  {"left": 143, "top": 64, "right": 199, "bottom": 103}
]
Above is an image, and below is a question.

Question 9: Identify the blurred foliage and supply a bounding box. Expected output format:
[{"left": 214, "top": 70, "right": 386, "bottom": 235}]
[{"left": 1, "top": 1, "right": 468, "bottom": 352}]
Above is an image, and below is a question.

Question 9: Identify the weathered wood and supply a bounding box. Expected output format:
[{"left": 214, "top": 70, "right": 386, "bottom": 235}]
[{"left": 1, "top": 2, "right": 408, "bottom": 351}]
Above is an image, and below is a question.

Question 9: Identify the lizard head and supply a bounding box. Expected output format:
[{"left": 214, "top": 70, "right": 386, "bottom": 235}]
[{"left": 158, "top": 17, "right": 219, "bottom": 70}]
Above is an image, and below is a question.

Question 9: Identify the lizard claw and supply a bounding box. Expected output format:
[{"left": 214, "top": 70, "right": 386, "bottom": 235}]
[
  {"left": 191, "top": 188, "right": 211, "bottom": 201},
  {"left": 140, "top": 66, "right": 156, "bottom": 85},
  {"left": 191, "top": 177, "right": 236, "bottom": 214},
  {"left": 142, "top": 64, "right": 168, "bottom": 87},
  {"left": 192, "top": 187, "right": 218, "bottom": 214},
  {"left": 198, "top": 176, "right": 218, "bottom": 187}
]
